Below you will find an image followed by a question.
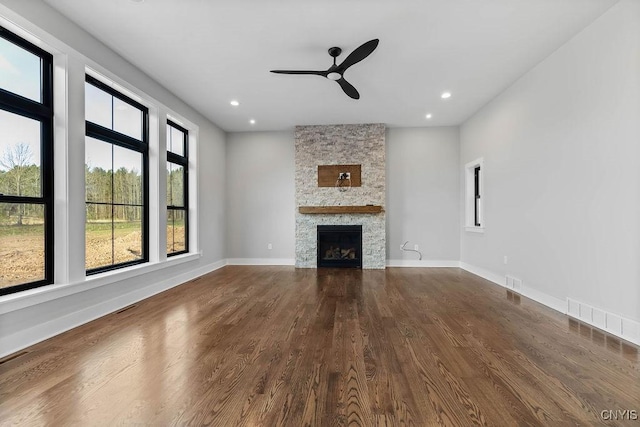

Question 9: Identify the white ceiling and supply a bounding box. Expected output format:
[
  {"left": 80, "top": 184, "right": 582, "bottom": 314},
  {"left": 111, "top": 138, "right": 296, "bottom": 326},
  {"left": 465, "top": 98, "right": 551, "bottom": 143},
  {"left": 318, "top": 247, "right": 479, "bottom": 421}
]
[{"left": 42, "top": 0, "right": 615, "bottom": 132}]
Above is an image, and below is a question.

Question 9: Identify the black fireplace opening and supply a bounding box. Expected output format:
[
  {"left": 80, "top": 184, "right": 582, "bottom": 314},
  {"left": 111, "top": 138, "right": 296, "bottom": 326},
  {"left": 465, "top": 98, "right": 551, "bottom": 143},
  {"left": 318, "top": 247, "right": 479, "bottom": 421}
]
[{"left": 317, "top": 225, "right": 362, "bottom": 268}]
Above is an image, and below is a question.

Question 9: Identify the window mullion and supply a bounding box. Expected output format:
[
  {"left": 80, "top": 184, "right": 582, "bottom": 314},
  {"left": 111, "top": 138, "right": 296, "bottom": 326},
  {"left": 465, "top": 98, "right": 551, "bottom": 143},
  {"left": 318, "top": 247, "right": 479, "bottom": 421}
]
[
  {"left": 0, "top": 26, "right": 54, "bottom": 295},
  {"left": 85, "top": 76, "right": 148, "bottom": 274},
  {"left": 166, "top": 121, "right": 188, "bottom": 256}
]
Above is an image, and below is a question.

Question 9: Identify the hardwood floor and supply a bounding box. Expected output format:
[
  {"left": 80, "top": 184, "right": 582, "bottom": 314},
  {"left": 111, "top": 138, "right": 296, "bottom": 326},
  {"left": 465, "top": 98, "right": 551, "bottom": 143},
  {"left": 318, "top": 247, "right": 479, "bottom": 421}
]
[{"left": 1, "top": 266, "right": 638, "bottom": 426}]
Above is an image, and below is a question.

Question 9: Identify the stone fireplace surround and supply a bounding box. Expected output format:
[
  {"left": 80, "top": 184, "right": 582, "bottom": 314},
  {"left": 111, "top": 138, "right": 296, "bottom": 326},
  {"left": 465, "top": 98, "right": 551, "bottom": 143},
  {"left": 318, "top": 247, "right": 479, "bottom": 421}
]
[{"left": 295, "top": 124, "right": 386, "bottom": 269}]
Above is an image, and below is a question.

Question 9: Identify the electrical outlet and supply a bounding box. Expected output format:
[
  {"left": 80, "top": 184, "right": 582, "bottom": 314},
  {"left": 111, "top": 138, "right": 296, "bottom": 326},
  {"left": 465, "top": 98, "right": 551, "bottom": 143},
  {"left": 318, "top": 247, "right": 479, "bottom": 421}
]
[
  {"left": 267, "top": 243, "right": 273, "bottom": 250},
  {"left": 338, "top": 172, "right": 351, "bottom": 180},
  {"left": 503, "top": 255, "right": 508, "bottom": 265},
  {"left": 414, "top": 244, "right": 419, "bottom": 251}
]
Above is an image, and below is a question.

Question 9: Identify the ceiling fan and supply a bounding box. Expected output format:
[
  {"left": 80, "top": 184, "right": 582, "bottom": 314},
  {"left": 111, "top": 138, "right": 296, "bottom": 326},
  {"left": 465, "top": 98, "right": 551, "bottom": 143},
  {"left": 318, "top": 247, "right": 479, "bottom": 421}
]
[{"left": 270, "top": 39, "right": 379, "bottom": 100}]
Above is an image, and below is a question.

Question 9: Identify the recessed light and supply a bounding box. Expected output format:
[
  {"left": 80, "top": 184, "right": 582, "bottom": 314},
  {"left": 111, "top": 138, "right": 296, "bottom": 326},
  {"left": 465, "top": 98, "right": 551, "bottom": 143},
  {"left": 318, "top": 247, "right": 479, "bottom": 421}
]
[
  {"left": 425, "top": 113, "right": 432, "bottom": 119},
  {"left": 441, "top": 92, "right": 452, "bottom": 99},
  {"left": 129, "top": 0, "right": 145, "bottom": 3},
  {"left": 230, "top": 100, "right": 240, "bottom": 107},
  {"left": 249, "top": 119, "right": 256, "bottom": 125}
]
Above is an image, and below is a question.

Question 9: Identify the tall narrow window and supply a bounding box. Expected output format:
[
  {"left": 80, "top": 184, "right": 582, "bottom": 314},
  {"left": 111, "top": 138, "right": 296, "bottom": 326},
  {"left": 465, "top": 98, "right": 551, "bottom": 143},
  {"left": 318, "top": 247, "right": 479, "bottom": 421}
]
[
  {"left": 465, "top": 158, "right": 484, "bottom": 232},
  {"left": 0, "top": 27, "right": 54, "bottom": 295},
  {"left": 166, "top": 121, "right": 188, "bottom": 256},
  {"left": 85, "top": 75, "right": 148, "bottom": 273},
  {"left": 474, "top": 166, "right": 481, "bottom": 227}
]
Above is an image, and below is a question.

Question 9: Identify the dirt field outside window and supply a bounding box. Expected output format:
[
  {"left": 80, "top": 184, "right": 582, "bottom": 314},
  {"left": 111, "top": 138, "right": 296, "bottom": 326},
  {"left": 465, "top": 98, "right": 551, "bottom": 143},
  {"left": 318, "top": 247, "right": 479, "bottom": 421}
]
[{"left": 0, "top": 221, "right": 185, "bottom": 289}]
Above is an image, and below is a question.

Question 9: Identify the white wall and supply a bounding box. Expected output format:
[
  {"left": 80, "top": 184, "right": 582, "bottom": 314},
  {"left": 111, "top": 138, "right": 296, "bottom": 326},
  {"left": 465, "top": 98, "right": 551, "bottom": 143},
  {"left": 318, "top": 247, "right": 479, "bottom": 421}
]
[
  {"left": 0, "top": 0, "right": 227, "bottom": 356},
  {"left": 460, "top": 0, "right": 640, "bottom": 325},
  {"left": 225, "top": 127, "right": 461, "bottom": 266},
  {"left": 5, "top": 0, "right": 638, "bottom": 355},
  {"left": 226, "top": 131, "right": 295, "bottom": 262},
  {"left": 386, "top": 127, "right": 460, "bottom": 265}
]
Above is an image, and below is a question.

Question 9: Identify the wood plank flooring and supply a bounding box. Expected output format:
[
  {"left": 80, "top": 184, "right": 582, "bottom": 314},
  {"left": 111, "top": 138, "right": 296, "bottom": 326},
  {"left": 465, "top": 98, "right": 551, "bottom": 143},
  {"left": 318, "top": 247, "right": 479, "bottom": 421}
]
[{"left": 1, "top": 266, "right": 638, "bottom": 426}]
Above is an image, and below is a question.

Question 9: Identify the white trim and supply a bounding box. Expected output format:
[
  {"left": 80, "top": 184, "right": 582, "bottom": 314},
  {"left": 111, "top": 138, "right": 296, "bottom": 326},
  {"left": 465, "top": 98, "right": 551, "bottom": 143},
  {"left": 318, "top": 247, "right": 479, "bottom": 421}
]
[
  {"left": 459, "top": 262, "right": 505, "bottom": 287},
  {"left": 0, "top": 252, "right": 202, "bottom": 315},
  {"left": 0, "top": 258, "right": 226, "bottom": 358},
  {"left": 226, "top": 258, "right": 295, "bottom": 266},
  {"left": 566, "top": 298, "right": 640, "bottom": 346},
  {"left": 53, "top": 51, "right": 70, "bottom": 285},
  {"left": 464, "top": 157, "right": 484, "bottom": 230},
  {"left": 386, "top": 260, "right": 461, "bottom": 267},
  {"left": 403, "top": 262, "right": 640, "bottom": 346},
  {"left": 465, "top": 226, "right": 485, "bottom": 233},
  {"left": 187, "top": 125, "right": 200, "bottom": 256},
  {"left": 148, "top": 103, "right": 162, "bottom": 263},
  {"left": 460, "top": 262, "right": 567, "bottom": 314},
  {"left": 85, "top": 68, "right": 143, "bottom": 104}
]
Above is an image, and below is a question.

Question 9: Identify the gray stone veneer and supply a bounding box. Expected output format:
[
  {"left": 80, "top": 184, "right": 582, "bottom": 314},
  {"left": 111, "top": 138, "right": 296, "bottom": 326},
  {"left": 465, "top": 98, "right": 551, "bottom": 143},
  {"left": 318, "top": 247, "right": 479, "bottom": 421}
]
[{"left": 295, "top": 124, "right": 386, "bottom": 268}]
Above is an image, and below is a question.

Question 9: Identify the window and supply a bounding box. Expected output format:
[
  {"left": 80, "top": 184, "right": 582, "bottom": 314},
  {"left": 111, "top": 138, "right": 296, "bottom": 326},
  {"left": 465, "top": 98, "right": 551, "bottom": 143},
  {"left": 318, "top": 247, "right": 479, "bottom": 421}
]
[
  {"left": 474, "top": 166, "right": 481, "bottom": 227},
  {"left": 166, "top": 121, "right": 188, "bottom": 256},
  {"left": 85, "top": 75, "right": 148, "bottom": 273},
  {"left": 465, "top": 158, "right": 484, "bottom": 232},
  {"left": 0, "top": 27, "right": 53, "bottom": 295}
]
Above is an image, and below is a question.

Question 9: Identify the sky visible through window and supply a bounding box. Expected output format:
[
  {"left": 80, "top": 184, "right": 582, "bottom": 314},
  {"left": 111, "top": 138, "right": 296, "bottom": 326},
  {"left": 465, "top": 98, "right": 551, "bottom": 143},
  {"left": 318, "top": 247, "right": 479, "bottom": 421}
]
[
  {"left": 0, "top": 33, "right": 49, "bottom": 291},
  {"left": 0, "top": 37, "right": 41, "bottom": 101},
  {"left": 0, "top": 110, "right": 40, "bottom": 173},
  {"left": 85, "top": 82, "right": 143, "bottom": 173},
  {"left": 0, "top": 38, "right": 42, "bottom": 174}
]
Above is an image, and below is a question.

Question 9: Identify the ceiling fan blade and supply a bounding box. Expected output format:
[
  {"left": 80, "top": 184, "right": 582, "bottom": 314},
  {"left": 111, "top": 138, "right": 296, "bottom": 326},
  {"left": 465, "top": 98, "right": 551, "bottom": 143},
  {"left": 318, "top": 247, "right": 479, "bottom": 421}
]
[
  {"left": 337, "top": 39, "right": 379, "bottom": 72},
  {"left": 336, "top": 78, "right": 360, "bottom": 99},
  {"left": 270, "top": 70, "right": 327, "bottom": 77}
]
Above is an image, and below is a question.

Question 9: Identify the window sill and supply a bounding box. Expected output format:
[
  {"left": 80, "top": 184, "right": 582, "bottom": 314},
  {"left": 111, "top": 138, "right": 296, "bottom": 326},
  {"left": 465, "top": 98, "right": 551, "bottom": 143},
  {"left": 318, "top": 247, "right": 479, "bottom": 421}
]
[
  {"left": 465, "top": 226, "right": 485, "bottom": 234},
  {"left": 0, "top": 251, "right": 201, "bottom": 315}
]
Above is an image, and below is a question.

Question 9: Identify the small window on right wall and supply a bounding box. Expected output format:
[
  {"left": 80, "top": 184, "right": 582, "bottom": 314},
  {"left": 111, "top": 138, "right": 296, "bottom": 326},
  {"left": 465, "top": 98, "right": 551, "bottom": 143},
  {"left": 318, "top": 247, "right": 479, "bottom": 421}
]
[
  {"left": 465, "top": 158, "right": 484, "bottom": 233},
  {"left": 166, "top": 120, "right": 189, "bottom": 256}
]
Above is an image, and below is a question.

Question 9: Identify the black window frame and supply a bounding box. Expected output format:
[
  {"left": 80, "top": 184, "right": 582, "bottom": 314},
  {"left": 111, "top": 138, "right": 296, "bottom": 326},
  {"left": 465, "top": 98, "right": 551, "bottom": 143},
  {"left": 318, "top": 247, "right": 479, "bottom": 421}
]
[
  {"left": 474, "top": 165, "right": 481, "bottom": 227},
  {"left": 166, "top": 120, "right": 189, "bottom": 257},
  {"left": 85, "top": 74, "right": 149, "bottom": 274},
  {"left": 0, "top": 26, "right": 54, "bottom": 296}
]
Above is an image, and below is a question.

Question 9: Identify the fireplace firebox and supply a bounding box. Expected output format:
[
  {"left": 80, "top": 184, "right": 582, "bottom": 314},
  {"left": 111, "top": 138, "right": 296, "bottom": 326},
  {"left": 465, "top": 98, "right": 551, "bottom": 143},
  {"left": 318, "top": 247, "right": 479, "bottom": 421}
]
[{"left": 317, "top": 225, "right": 362, "bottom": 268}]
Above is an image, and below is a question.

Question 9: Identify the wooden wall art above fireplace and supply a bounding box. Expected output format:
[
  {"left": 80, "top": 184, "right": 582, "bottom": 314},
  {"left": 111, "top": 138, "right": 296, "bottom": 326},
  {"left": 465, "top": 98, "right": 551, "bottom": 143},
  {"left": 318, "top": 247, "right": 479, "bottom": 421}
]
[{"left": 317, "top": 164, "right": 361, "bottom": 187}]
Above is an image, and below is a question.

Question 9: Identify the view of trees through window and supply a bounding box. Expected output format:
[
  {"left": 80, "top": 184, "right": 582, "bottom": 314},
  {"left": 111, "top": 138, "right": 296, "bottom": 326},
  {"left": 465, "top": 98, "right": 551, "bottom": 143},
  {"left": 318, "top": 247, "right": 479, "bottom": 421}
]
[
  {"left": 0, "top": 28, "right": 52, "bottom": 293},
  {"left": 1, "top": 27, "right": 193, "bottom": 293},
  {"left": 0, "top": 140, "right": 44, "bottom": 287},
  {"left": 85, "top": 76, "right": 148, "bottom": 273},
  {"left": 166, "top": 121, "right": 187, "bottom": 255}
]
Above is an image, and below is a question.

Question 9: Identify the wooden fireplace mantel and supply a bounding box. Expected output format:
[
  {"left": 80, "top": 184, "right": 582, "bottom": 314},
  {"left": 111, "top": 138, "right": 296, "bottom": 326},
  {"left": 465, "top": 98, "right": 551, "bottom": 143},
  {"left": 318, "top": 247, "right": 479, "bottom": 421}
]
[{"left": 298, "top": 205, "right": 383, "bottom": 214}]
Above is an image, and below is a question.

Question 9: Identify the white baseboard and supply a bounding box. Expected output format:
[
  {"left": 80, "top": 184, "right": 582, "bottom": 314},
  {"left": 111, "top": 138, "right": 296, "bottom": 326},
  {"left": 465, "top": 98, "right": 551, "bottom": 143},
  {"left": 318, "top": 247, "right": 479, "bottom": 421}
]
[
  {"left": 226, "top": 258, "right": 295, "bottom": 266},
  {"left": 4, "top": 258, "right": 637, "bottom": 358},
  {"left": 0, "top": 252, "right": 204, "bottom": 315},
  {"left": 460, "top": 262, "right": 640, "bottom": 346},
  {"left": 567, "top": 298, "right": 640, "bottom": 346},
  {"left": 459, "top": 262, "right": 507, "bottom": 288},
  {"left": 386, "top": 260, "right": 461, "bottom": 267},
  {"left": 460, "top": 262, "right": 566, "bottom": 314},
  {"left": 0, "top": 259, "right": 227, "bottom": 359}
]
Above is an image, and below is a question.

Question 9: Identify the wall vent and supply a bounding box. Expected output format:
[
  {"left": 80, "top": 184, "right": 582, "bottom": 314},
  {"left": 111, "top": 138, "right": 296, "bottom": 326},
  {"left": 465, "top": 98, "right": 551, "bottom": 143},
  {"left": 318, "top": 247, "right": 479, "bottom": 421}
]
[
  {"left": 505, "top": 275, "right": 522, "bottom": 291},
  {"left": 607, "top": 313, "right": 622, "bottom": 335},
  {"left": 512, "top": 278, "right": 522, "bottom": 291},
  {"left": 505, "top": 275, "right": 514, "bottom": 289},
  {"left": 568, "top": 299, "right": 580, "bottom": 317},
  {"left": 566, "top": 298, "right": 639, "bottom": 345}
]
